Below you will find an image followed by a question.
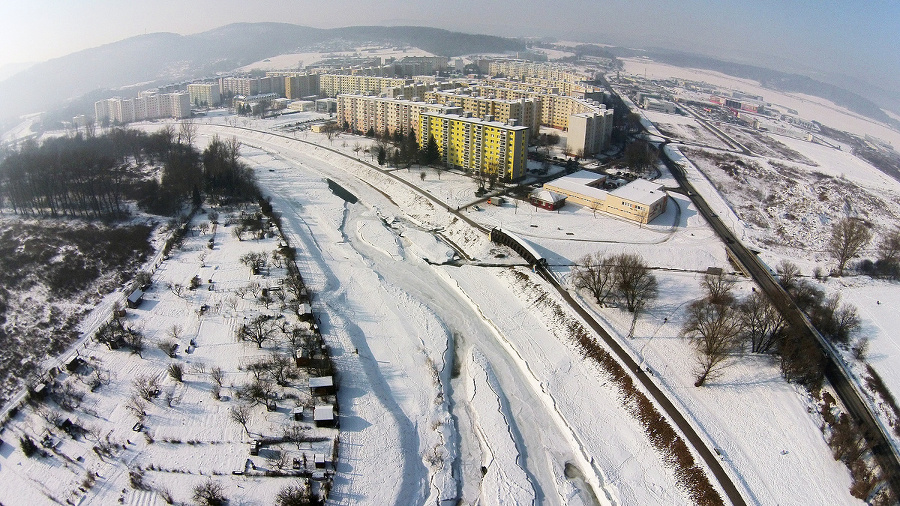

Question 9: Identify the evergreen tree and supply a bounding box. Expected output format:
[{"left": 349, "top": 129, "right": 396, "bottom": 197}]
[{"left": 422, "top": 136, "right": 441, "bottom": 166}]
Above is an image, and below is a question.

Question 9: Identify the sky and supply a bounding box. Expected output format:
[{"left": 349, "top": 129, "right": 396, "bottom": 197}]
[{"left": 1, "top": 0, "right": 898, "bottom": 92}]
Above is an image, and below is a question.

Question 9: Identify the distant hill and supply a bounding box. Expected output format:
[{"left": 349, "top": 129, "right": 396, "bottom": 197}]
[{"left": 0, "top": 23, "right": 524, "bottom": 121}]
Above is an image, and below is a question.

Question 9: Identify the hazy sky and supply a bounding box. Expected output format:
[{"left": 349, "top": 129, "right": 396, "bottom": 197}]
[{"left": 2, "top": 0, "right": 898, "bottom": 90}]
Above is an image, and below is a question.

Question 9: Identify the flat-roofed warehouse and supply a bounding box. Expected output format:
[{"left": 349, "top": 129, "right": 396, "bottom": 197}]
[{"left": 543, "top": 170, "right": 668, "bottom": 224}]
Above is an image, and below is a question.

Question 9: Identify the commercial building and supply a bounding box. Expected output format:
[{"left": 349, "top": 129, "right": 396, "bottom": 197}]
[
  {"left": 543, "top": 170, "right": 668, "bottom": 224},
  {"left": 419, "top": 111, "right": 529, "bottom": 181},
  {"left": 187, "top": 82, "right": 221, "bottom": 107}
]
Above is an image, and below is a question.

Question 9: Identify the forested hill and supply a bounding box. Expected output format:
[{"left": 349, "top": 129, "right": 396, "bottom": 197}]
[{"left": 0, "top": 23, "right": 524, "bottom": 122}]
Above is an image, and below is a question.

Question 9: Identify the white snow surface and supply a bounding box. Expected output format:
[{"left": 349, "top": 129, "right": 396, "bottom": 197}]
[{"left": 0, "top": 113, "right": 867, "bottom": 505}]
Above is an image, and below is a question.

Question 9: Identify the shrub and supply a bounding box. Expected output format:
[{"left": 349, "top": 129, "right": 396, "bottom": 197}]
[
  {"left": 19, "top": 435, "right": 38, "bottom": 457},
  {"left": 167, "top": 363, "right": 184, "bottom": 382}
]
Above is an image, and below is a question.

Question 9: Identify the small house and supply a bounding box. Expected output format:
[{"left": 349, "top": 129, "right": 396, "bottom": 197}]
[
  {"left": 314, "top": 453, "right": 327, "bottom": 469},
  {"left": 126, "top": 289, "right": 144, "bottom": 309},
  {"left": 309, "top": 376, "right": 335, "bottom": 396},
  {"left": 292, "top": 406, "right": 304, "bottom": 421},
  {"left": 250, "top": 440, "right": 261, "bottom": 456},
  {"left": 314, "top": 404, "right": 335, "bottom": 428},
  {"left": 528, "top": 189, "right": 566, "bottom": 210}
]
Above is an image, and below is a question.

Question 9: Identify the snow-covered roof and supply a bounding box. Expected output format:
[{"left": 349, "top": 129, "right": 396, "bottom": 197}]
[
  {"left": 309, "top": 376, "right": 333, "bottom": 389},
  {"left": 528, "top": 188, "right": 567, "bottom": 204},
  {"left": 127, "top": 289, "right": 144, "bottom": 303},
  {"left": 609, "top": 179, "right": 666, "bottom": 205},
  {"left": 313, "top": 405, "right": 334, "bottom": 421},
  {"left": 544, "top": 170, "right": 609, "bottom": 201}
]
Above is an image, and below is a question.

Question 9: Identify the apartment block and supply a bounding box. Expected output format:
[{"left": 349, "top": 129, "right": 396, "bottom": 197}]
[
  {"left": 94, "top": 90, "right": 190, "bottom": 124},
  {"left": 187, "top": 83, "right": 221, "bottom": 107},
  {"left": 266, "top": 72, "right": 321, "bottom": 99},
  {"left": 319, "top": 75, "right": 410, "bottom": 98},
  {"left": 336, "top": 94, "right": 453, "bottom": 139},
  {"left": 424, "top": 90, "right": 540, "bottom": 132},
  {"left": 419, "top": 112, "right": 528, "bottom": 181},
  {"left": 220, "top": 76, "right": 285, "bottom": 98},
  {"left": 567, "top": 108, "right": 615, "bottom": 156}
]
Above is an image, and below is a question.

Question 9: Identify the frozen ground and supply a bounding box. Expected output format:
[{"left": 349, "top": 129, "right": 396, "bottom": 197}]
[{"left": 0, "top": 112, "right": 871, "bottom": 505}]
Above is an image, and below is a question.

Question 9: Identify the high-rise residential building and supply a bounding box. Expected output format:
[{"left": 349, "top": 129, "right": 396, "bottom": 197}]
[
  {"left": 94, "top": 90, "right": 190, "bottom": 124},
  {"left": 419, "top": 111, "right": 529, "bottom": 181},
  {"left": 187, "top": 83, "right": 221, "bottom": 107},
  {"left": 424, "top": 90, "right": 540, "bottom": 132},
  {"left": 336, "top": 94, "right": 454, "bottom": 139},
  {"left": 567, "top": 108, "right": 615, "bottom": 156},
  {"left": 219, "top": 76, "right": 285, "bottom": 98},
  {"left": 319, "top": 75, "right": 410, "bottom": 98}
]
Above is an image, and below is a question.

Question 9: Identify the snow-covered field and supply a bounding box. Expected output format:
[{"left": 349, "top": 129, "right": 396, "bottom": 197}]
[
  {"left": 1, "top": 109, "right": 879, "bottom": 504},
  {"left": 620, "top": 57, "right": 900, "bottom": 148},
  {"left": 622, "top": 62, "right": 900, "bottom": 465}
]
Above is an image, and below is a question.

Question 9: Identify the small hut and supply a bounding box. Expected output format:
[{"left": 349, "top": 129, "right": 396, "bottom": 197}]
[
  {"left": 126, "top": 289, "right": 144, "bottom": 308},
  {"left": 309, "top": 376, "right": 335, "bottom": 396},
  {"left": 313, "top": 404, "right": 335, "bottom": 428}
]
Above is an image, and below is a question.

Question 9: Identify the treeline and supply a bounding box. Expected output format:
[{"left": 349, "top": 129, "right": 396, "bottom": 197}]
[{"left": 0, "top": 126, "right": 259, "bottom": 218}]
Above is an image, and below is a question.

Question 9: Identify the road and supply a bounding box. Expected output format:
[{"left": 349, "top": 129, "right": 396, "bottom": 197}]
[{"left": 657, "top": 139, "right": 900, "bottom": 498}]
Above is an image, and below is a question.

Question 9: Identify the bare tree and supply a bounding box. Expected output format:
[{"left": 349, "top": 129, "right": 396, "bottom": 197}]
[
  {"left": 178, "top": 119, "right": 198, "bottom": 147},
  {"left": 132, "top": 375, "right": 159, "bottom": 401},
  {"left": 739, "top": 291, "right": 786, "bottom": 353},
  {"left": 613, "top": 253, "right": 658, "bottom": 312},
  {"left": 167, "top": 363, "right": 184, "bottom": 382},
  {"left": 275, "top": 482, "right": 312, "bottom": 506},
  {"left": 776, "top": 260, "right": 801, "bottom": 289},
  {"left": 828, "top": 218, "right": 872, "bottom": 276},
  {"left": 682, "top": 300, "right": 743, "bottom": 386},
  {"left": 193, "top": 479, "right": 227, "bottom": 506},
  {"left": 267, "top": 449, "right": 290, "bottom": 471},
  {"left": 283, "top": 425, "right": 308, "bottom": 450},
  {"left": 269, "top": 352, "right": 295, "bottom": 386},
  {"left": 210, "top": 366, "right": 225, "bottom": 387},
  {"left": 879, "top": 228, "right": 900, "bottom": 264},
  {"left": 240, "top": 252, "right": 268, "bottom": 275},
  {"left": 230, "top": 404, "right": 252, "bottom": 437},
  {"left": 571, "top": 252, "right": 616, "bottom": 306},
  {"left": 126, "top": 394, "right": 147, "bottom": 419},
  {"left": 239, "top": 315, "right": 277, "bottom": 348},
  {"left": 702, "top": 271, "right": 736, "bottom": 306}
]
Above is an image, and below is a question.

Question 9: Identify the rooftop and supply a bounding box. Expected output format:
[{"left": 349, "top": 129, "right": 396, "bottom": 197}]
[{"left": 609, "top": 178, "right": 666, "bottom": 205}]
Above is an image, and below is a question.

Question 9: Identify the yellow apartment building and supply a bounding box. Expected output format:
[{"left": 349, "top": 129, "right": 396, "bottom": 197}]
[{"left": 419, "top": 112, "right": 529, "bottom": 181}]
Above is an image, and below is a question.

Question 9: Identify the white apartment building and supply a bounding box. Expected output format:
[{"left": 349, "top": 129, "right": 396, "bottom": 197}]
[{"left": 94, "top": 90, "right": 190, "bottom": 124}]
